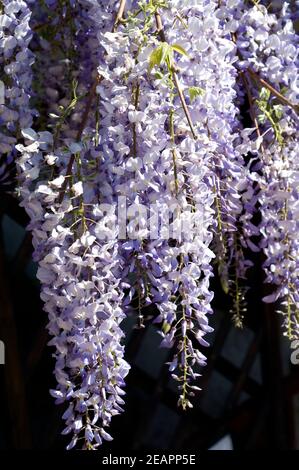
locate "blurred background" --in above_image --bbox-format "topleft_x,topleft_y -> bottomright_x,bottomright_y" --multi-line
0,177 -> 299,451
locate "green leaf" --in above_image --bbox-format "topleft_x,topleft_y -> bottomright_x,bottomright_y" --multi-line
188,86 -> 204,102
155,70 -> 164,80
273,104 -> 283,120
149,45 -> 163,71
257,113 -> 266,124
176,14 -> 188,29
149,43 -> 170,71
259,87 -> 270,101
162,321 -> 171,334
160,42 -> 171,65
220,275 -> 229,295
280,85 -> 289,96
171,43 -> 189,57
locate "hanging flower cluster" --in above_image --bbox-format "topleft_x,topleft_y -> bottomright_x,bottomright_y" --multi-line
0,0 -> 34,170
0,0 -> 298,450
224,0 -> 299,338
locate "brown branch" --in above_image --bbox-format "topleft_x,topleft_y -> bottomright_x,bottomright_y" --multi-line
112,0 -> 127,33
171,72 -> 197,139
154,10 -> 197,140
154,11 -> 166,42
57,0 -> 127,204
247,67 -> 299,114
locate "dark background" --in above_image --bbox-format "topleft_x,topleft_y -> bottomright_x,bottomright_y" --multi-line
0,0 -> 298,454
0,189 -> 299,451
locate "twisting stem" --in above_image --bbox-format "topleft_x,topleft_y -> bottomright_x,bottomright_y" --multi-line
241,71 -> 266,154
169,107 -> 179,196
58,78 -> 99,204
231,232 -> 244,328
112,0 -> 127,33
154,8 -> 196,406
57,0 -> 127,204
213,178 -> 229,294
130,82 -> 146,328
171,72 -> 197,140
154,10 -> 197,140
231,33 -> 265,152
180,305 -> 188,410
168,108 -> 179,199
75,153 -> 87,236
247,67 -> 299,114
